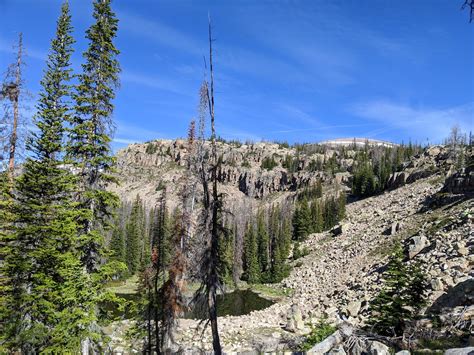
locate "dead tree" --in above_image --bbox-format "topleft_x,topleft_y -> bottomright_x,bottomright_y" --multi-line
192,16 -> 225,355
158,122 -> 198,353
0,33 -> 24,185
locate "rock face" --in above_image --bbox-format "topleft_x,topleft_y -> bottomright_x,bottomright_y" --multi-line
111,140 -> 337,208
443,150 -> 474,195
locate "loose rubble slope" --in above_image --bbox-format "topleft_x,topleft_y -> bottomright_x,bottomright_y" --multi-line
172,174 -> 472,352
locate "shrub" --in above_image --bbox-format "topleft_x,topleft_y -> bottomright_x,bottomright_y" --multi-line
241,160 -> 251,168
261,156 -> 278,171
155,181 -> 166,191
145,142 -> 158,154
293,242 -> 310,260
300,320 -> 336,351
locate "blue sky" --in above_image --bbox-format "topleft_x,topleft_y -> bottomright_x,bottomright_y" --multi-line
1,0 -> 473,149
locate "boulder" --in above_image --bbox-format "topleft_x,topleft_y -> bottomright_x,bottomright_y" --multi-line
368,341 -> 391,355
395,351 -> 410,355
308,330 -> 343,354
390,221 -> 402,235
346,301 -> 362,317
408,235 -> 430,259
431,278 -> 444,291
286,304 -> 304,332
444,347 -> 474,355
328,345 -> 347,355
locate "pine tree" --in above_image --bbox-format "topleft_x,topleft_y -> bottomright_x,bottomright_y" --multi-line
219,221 -> 234,285
126,195 -> 144,275
292,198 -> 311,241
1,3 -> 93,352
337,193 -> 346,221
67,0 -> 120,273
243,223 -> 260,284
369,244 -> 427,336
110,217 -> 126,263
256,210 -> 270,280
310,200 -> 323,233
271,217 -> 291,282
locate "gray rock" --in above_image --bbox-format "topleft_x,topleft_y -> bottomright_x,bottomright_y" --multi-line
286,304 -> 304,332
329,345 -> 347,355
444,347 -> 474,355
395,351 -> 410,355
431,278 -> 444,291
308,330 -> 343,354
346,301 -> 362,317
369,341 -> 391,355
390,221 -> 402,235
408,235 -> 430,259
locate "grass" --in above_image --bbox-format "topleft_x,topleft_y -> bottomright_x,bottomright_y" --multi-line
106,275 -> 139,295
249,283 -> 293,299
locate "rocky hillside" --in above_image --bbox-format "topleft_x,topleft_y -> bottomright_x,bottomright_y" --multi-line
110,139 -> 441,210
155,172 -> 471,353
107,143 -> 473,353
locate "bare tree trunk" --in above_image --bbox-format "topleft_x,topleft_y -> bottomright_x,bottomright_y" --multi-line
207,15 -> 222,355
7,33 -> 22,186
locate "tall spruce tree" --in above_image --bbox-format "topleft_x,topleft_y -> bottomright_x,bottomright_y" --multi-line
65,1 -> 122,352
243,223 -> 260,284
1,3 -> 93,352
67,0 -> 120,273
256,210 -> 270,280
126,195 -> 144,275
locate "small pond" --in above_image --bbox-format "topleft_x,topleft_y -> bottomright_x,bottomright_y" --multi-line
103,289 -> 274,320
184,289 -> 274,319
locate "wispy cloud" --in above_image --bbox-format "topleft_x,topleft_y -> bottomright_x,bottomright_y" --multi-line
277,104 -> 321,127
118,11 -> 203,55
0,36 -> 46,61
270,123 -> 373,134
351,100 -> 474,142
121,69 -> 192,96
113,138 -> 140,145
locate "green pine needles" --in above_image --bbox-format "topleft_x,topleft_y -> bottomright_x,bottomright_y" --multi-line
67,0 -> 120,273
1,0 -> 124,352
368,243 -> 428,337
1,2 -> 92,352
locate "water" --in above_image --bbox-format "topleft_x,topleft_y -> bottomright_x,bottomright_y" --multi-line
103,289 -> 274,320
184,289 -> 274,319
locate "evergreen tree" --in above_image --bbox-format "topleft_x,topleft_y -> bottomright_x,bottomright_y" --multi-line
310,200 -> 323,233
337,193 -> 346,221
150,202 -> 171,270
256,210 -> 270,279
1,3 -> 93,351
243,223 -> 260,284
271,217 -> 291,282
369,244 -> 427,336
126,195 -> 144,275
109,217 -> 126,263
219,222 -> 234,285
292,198 -> 311,241
67,0 -> 120,273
